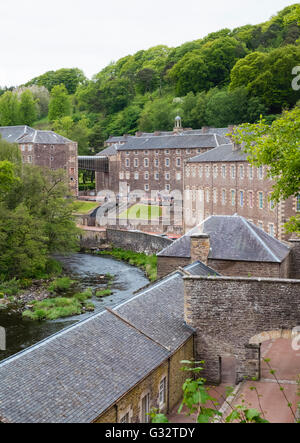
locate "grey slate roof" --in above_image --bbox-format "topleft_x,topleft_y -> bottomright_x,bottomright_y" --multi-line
185,261 -> 220,276
117,134 -> 221,151
0,126 -> 73,144
97,144 -> 118,157
0,310 -> 170,423
0,125 -> 34,143
158,215 -> 290,263
188,143 -> 247,163
0,261 -> 208,423
106,135 -> 134,144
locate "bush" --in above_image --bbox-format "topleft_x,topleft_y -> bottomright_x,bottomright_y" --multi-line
48,277 -> 75,293
96,289 -> 112,297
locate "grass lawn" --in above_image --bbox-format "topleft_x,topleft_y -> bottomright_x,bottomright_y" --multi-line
74,200 -> 100,214
119,204 -> 162,220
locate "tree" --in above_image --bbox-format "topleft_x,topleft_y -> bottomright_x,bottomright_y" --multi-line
0,161 -> 19,197
48,85 -> 71,121
52,116 -> 91,155
19,89 -> 37,126
27,68 -> 86,94
0,91 -> 20,126
233,107 -> 300,234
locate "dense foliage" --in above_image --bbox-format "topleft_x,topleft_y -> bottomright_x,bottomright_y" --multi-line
0,138 -> 80,280
1,4 -> 299,154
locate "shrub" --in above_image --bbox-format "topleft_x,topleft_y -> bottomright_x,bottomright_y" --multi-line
96,289 -> 112,297
48,277 -> 75,293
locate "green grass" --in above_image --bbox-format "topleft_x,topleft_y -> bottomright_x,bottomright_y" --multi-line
96,289 -> 113,297
119,204 -> 162,220
22,291 -> 95,321
97,248 -> 157,282
74,200 -> 100,214
48,277 -> 76,293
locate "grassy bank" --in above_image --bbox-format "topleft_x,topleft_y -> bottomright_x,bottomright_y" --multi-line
97,248 -> 157,282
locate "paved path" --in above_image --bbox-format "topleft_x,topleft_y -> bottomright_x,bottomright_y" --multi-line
168,339 -> 299,423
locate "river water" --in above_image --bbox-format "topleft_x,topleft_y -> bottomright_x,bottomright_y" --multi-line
0,253 -> 149,362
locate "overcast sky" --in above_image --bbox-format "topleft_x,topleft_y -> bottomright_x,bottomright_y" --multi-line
0,0 -> 296,87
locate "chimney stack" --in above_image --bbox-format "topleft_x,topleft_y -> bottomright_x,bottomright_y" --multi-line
202,126 -> 210,134
190,234 -> 211,265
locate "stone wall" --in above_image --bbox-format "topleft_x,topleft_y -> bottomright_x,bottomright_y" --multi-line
207,259 -> 283,278
157,256 -> 191,279
289,240 -> 300,279
95,337 -> 194,423
79,229 -> 107,249
184,276 -> 300,384
106,229 -> 173,255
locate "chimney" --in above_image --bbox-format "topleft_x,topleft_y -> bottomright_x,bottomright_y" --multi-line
135,131 -> 143,137
190,234 -> 211,265
202,126 -> 210,134
232,142 -> 241,152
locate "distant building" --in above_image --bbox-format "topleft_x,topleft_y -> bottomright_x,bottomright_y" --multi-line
184,142 -> 299,241
95,120 -> 231,196
0,125 -> 78,195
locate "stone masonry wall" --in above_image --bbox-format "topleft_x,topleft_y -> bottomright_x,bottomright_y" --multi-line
95,337 -> 194,423
207,259 -> 282,278
184,276 -> 300,384
106,229 -> 173,255
289,240 -> 300,279
157,256 -> 191,279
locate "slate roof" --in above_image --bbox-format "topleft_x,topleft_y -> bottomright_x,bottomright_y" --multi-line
97,144 -> 118,157
0,126 -> 73,144
185,261 -> 220,276
188,143 -> 247,163
117,134 -> 222,151
158,215 -> 290,263
0,261 -> 212,423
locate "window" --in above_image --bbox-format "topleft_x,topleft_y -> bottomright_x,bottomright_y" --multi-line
259,192 -> 264,209
205,166 -> 210,178
144,158 -> 149,168
166,184 -> 170,191
231,166 -> 236,179
50,156 -> 54,161
21,144 -> 25,151
249,191 -> 253,208
176,149 -> 181,155
213,189 -> 217,204
206,189 -> 210,203
134,150 -> 138,155
249,166 -> 253,180
119,172 -> 124,180
28,144 -> 32,152
154,159 -> 159,167
165,172 -> 170,180
197,149 -> 202,154
297,195 -> 300,212
165,158 -> 170,167
231,190 -> 236,206
213,166 -> 218,178
165,149 -> 169,155
155,173 -> 159,181
125,172 -> 130,180
176,158 -> 181,167
258,166 -> 263,179
145,172 -> 149,180
144,184 -> 149,192
192,167 -> 196,177
199,166 -> 203,178
176,172 -> 181,181
155,150 -> 159,155
222,165 -> 226,178
134,172 -> 139,180
134,158 -> 139,168
144,150 -> 148,155
239,165 -> 244,179
28,156 -> 32,163
240,191 -> 244,207
186,166 -> 190,178
186,149 -> 191,154
159,377 -> 167,406
269,224 -> 275,237
120,413 -> 130,423
126,151 -> 129,155
222,190 -> 226,205
125,159 -> 130,168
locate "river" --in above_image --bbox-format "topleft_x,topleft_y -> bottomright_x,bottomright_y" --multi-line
0,253 -> 149,362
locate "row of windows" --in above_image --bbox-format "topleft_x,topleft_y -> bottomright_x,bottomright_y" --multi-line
186,164 -> 265,180
125,148 -> 202,156
120,172 -> 181,181
119,376 -> 167,423
126,158 -> 181,168
188,188 -> 275,210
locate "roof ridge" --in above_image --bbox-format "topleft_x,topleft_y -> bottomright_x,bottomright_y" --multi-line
241,217 -> 280,262
106,307 -> 170,351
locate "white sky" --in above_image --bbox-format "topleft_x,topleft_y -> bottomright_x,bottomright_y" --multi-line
0,0 -> 296,87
